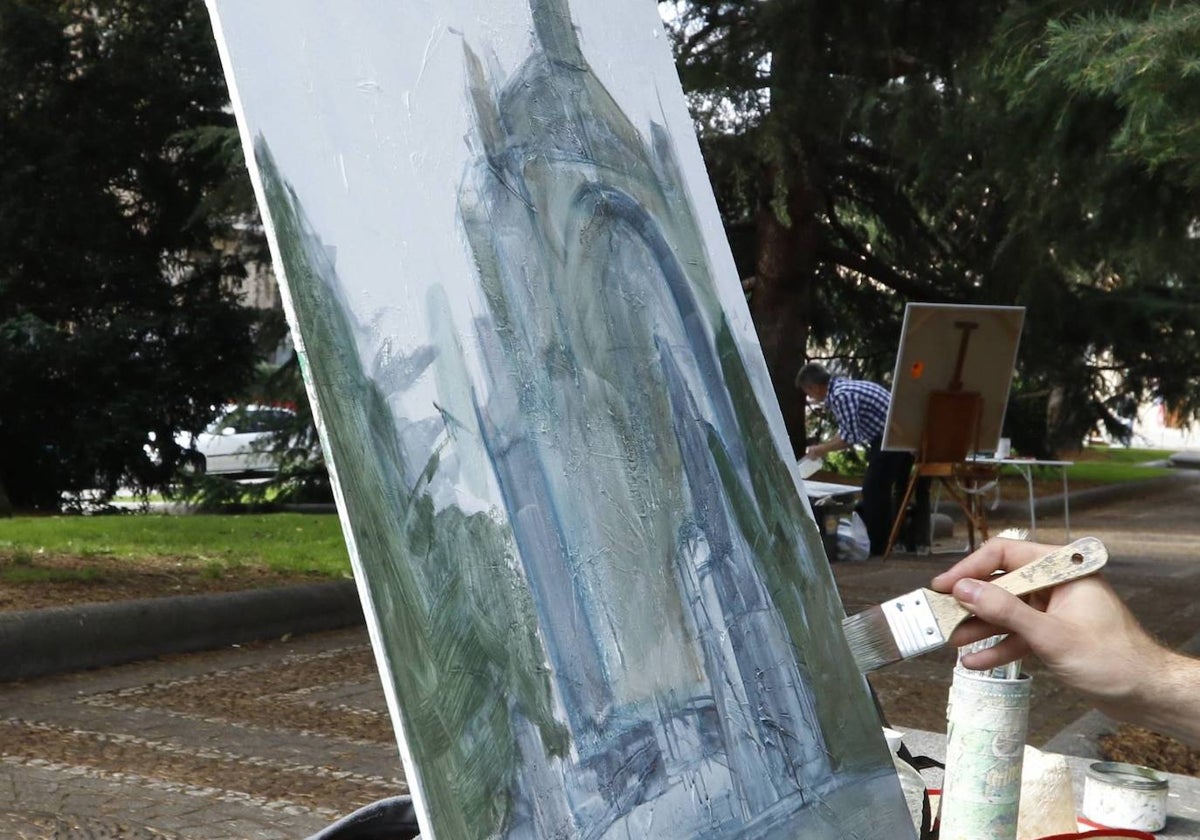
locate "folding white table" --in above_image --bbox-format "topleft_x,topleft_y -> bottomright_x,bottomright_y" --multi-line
969,456 -> 1074,541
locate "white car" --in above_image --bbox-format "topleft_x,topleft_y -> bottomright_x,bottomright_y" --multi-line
177,404 -> 301,476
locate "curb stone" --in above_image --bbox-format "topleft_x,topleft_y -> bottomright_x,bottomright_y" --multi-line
940,470 -> 1200,523
0,580 -> 363,682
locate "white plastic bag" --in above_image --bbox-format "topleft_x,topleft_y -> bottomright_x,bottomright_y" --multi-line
836,512 -> 870,562
797,456 -> 821,479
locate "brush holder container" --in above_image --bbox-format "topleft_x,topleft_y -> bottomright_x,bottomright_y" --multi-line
938,668 -> 1031,840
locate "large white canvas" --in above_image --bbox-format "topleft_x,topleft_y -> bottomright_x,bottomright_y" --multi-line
205,1 -> 912,837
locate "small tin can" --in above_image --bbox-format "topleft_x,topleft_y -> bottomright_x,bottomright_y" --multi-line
1081,761 -> 1168,832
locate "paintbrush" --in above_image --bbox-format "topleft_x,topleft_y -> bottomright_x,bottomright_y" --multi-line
843,536 -> 1108,673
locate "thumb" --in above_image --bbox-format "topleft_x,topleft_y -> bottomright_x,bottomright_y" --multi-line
953,578 -> 1048,639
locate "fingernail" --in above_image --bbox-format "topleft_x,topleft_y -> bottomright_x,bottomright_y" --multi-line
954,578 -> 984,604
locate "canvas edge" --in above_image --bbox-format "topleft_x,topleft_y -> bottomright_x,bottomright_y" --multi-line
200,3 -> 437,838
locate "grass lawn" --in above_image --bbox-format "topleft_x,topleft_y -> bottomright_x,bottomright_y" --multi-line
974,446 -> 1176,500
0,513 -> 352,578
1060,446 -> 1176,485
0,445 -> 1181,582
828,444 -> 1179,489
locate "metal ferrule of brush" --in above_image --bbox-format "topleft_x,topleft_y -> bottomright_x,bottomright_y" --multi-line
881,591 -> 945,659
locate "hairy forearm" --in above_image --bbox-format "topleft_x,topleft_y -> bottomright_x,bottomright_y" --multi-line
1105,646 -> 1200,748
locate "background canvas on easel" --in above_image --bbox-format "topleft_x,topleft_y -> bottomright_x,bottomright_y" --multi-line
205,1 -> 913,837
884,303 -> 1026,454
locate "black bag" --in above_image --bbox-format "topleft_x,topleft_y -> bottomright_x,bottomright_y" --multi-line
306,796 -> 421,840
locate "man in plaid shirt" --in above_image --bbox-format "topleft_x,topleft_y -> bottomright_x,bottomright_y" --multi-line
796,363 -> 928,556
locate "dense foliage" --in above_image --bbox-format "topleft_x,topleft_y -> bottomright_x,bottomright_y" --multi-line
665,0 -> 1200,455
2,1 -> 1196,512
0,0 -> 261,509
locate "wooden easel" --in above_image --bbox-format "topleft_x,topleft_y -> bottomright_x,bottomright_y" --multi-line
884,321 -> 997,556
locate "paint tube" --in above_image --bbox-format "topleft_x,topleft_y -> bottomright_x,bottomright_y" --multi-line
938,636 -> 1030,840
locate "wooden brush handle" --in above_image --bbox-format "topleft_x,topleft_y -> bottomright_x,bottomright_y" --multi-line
991,537 -> 1108,598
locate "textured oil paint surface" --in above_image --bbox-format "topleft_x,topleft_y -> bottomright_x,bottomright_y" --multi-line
207,0 -> 912,837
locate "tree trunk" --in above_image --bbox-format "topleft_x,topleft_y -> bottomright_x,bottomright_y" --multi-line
750,174 -> 819,458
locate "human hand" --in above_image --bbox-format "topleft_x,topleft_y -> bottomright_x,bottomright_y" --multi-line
930,538 -> 1164,713
805,444 -> 822,460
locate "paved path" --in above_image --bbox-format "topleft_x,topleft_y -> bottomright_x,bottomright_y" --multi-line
0,628 -> 398,838
1,475 -> 1198,837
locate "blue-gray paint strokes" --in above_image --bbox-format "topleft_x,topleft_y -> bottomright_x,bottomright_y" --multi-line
450,0 -> 909,837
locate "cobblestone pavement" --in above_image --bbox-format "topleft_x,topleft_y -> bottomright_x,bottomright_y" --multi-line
0,628 -> 402,838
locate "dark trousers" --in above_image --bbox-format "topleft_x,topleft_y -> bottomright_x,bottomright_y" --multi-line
860,437 -> 929,555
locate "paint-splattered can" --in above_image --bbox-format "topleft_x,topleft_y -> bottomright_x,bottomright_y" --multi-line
1081,761 -> 1168,833
938,668 -> 1031,840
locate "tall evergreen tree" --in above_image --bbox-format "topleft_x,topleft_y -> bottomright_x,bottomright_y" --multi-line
973,2 -> 1200,449
0,0 -> 259,509
666,0 -> 1200,454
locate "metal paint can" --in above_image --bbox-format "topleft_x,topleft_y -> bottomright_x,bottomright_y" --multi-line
1081,761 -> 1168,832
938,668 -> 1031,840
